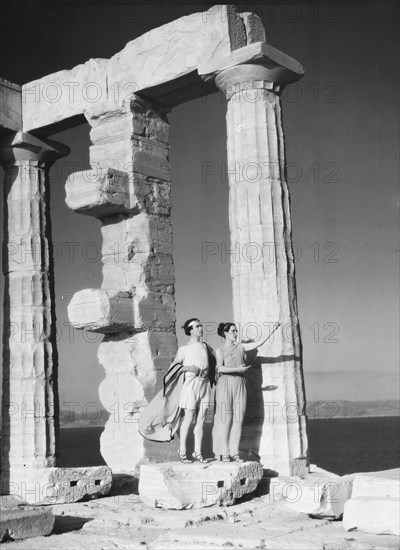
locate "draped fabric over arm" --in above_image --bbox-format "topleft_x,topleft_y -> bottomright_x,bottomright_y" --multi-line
138,361 -> 185,442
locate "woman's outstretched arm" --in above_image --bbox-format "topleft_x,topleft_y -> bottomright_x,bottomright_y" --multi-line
242,322 -> 281,352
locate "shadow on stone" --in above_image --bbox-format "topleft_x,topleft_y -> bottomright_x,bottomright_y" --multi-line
109,473 -> 139,497
52,515 -> 93,534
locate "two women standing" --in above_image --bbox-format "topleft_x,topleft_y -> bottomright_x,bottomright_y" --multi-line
139,317 -> 279,464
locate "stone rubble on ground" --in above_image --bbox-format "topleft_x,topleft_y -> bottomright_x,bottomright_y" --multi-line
7,466 -> 112,505
3,476 -> 400,550
0,496 -> 54,542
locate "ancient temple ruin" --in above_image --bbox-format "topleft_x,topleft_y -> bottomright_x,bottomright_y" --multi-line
0,5 -> 308,502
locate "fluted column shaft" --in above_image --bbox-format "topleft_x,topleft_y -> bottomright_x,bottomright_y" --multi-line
1,132 -> 69,474
216,65 -> 308,475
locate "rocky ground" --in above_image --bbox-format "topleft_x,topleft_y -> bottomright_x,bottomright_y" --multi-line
2,475 -> 399,550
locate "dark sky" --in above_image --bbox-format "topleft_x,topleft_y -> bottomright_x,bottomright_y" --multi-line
0,1 -> 399,407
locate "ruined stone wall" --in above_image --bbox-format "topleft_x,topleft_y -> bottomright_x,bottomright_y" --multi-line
66,97 -> 176,470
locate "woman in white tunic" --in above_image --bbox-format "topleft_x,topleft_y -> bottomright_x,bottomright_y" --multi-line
175,318 -> 215,463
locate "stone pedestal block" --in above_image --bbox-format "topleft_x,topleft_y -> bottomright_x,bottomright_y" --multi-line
4,466 -> 112,505
343,497 -> 400,536
0,496 -> 54,542
139,461 -> 263,509
345,468 -> 400,499
283,469 -> 352,518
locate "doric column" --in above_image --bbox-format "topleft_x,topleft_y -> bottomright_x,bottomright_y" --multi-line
200,43 -> 308,475
1,132 -> 69,475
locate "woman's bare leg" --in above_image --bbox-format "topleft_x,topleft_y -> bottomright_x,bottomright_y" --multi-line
193,404 -> 208,456
179,409 -> 196,455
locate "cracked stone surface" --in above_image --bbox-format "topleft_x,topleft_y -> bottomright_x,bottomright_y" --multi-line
139,461 -> 263,509
0,497 -> 54,543
4,498 -> 398,550
4,473 -> 399,549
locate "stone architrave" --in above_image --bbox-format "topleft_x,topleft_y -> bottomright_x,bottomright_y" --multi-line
199,43 -> 308,475
21,6 -> 266,133
0,132 -> 69,489
66,96 -> 177,471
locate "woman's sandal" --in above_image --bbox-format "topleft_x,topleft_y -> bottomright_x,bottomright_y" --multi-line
231,454 -> 244,463
177,450 -> 192,464
194,453 -> 208,464
219,454 -> 231,462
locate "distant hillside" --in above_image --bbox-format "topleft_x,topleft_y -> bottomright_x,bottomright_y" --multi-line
60,407 -> 109,428
306,400 -> 400,420
58,400 -> 400,428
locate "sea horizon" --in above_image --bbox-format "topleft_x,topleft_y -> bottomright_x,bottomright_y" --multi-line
58,398 -> 400,428
55,417 -> 400,476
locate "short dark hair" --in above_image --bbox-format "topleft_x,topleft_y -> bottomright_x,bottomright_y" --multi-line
217,322 -> 236,338
182,318 -> 200,336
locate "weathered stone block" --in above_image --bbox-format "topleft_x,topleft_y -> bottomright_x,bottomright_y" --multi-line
97,331 -> 176,471
101,214 -> 173,260
22,58 -> 108,133
131,135 -> 171,182
68,288 -> 175,333
5,466 -> 112,505
344,468 -> 400,499
226,5 -> 246,50
0,496 -> 54,542
130,96 -> 169,144
68,289 -> 136,332
0,78 -> 22,133
343,497 -> 400,536
240,12 -> 266,44
65,168 -> 134,217
134,175 -> 171,216
284,469 -> 352,518
139,461 -> 263,509
21,5 -> 241,133
136,291 -> 176,332
199,41 -> 305,86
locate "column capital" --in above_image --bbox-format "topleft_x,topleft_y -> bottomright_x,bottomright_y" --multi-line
214,65 -> 282,99
198,41 -> 305,96
1,131 -> 70,168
